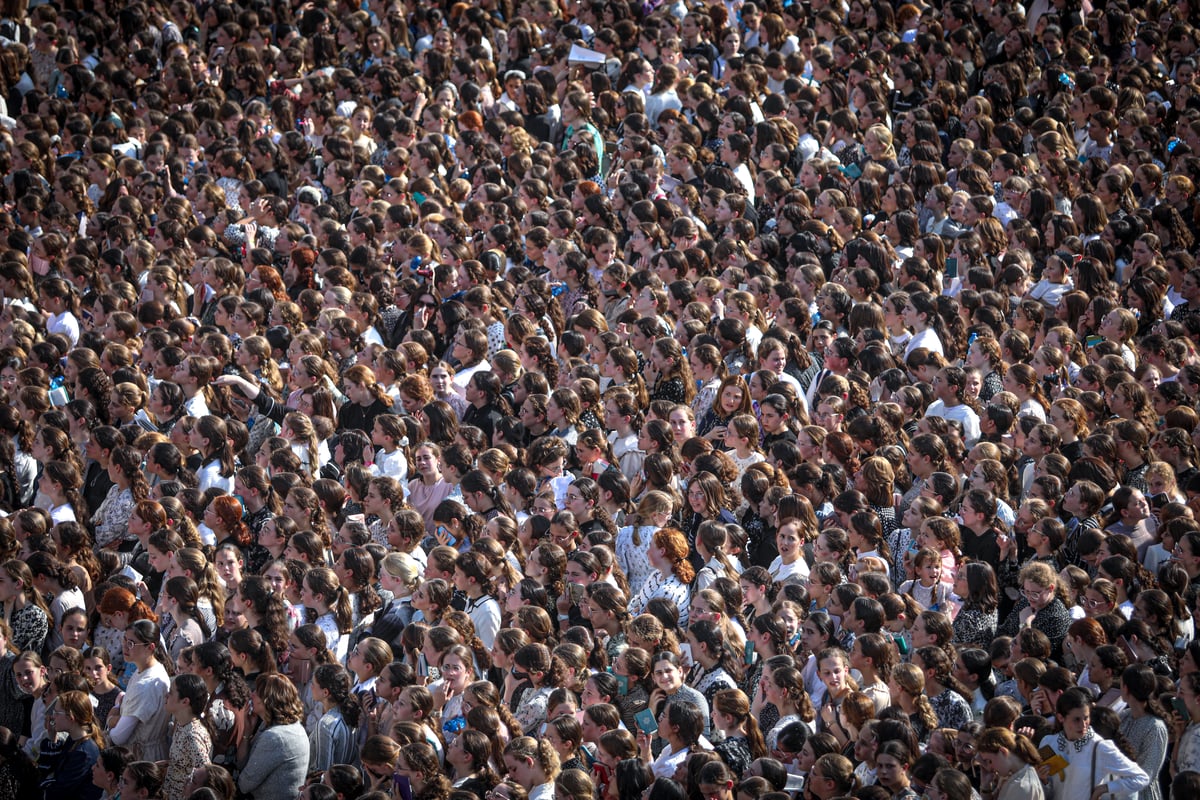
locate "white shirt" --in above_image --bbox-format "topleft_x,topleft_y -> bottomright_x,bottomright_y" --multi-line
924,399 -> 981,444
769,556 -> 810,583
1038,732 -> 1148,800
904,327 -> 944,360
47,310 -> 80,347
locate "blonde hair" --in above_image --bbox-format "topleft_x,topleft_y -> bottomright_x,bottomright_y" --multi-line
891,663 -> 938,731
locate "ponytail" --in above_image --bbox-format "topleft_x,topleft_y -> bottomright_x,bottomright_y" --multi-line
333,585 -> 353,634
314,663 -> 362,727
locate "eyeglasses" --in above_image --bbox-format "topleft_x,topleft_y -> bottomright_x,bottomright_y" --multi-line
123,637 -> 147,648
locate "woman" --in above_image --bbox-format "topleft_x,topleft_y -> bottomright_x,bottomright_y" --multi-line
399,740 -> 453,800
974,727 -> 1044,800
997,561 -> 1071,662
238,674 -> 310,800
629,528 -> 694,627
107,620 -> 170,761
41,690 -> 104,800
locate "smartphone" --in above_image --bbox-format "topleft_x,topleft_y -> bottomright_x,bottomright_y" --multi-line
569,582 -> 585,605
945,256 -> 959,279
634,708 -> 658,735
678,643 -> 693,667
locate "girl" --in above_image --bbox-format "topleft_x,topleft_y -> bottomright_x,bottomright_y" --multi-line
41,690 -> 104,800
509,643 -> 566,735
1040,688 -> 1148,800
301,568 -> 353,662
899,548 -> 954,613
975,727 -> 1044,800
1118,664 -> 1168,800
815,649 -> 858,748
629,528 -> 694,627
605,389 -> 646,483
190,416 -> 236,493
912,646 -> 974,731
764,664 -> 817,751
888,664 -> 938,744
648,338 -> 696,405
711,689 -> 767,779
39,460 -> 86,524
310,664 -> 361,771
584,583 -> 631,666
686,620 -> 742,706
161,577 -> 211,663
163,674 -> 213,800
769,521 -> 809,584
615,491 -> 673,600
503,737 -> 560,800
408,444 -> 454,535
915,516 -> 961,579
695,522 -> 741,592
84,648 -> 121,727
874,741 -> 917,799
0,560 -> 50,655
92,446 -> 149,551
849,633 -> 895,714
952,562 -> 999,648
724,414 -> 765,481
698,376 -> 753,441
25,553 -> 84,651
545,715 -> 587,772
107,620 -> 170,761
430,643 -> 474,738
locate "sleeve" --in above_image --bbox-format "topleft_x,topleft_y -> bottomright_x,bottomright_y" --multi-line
1180,727 -> 1200,774
1134,719 -> 1168,785
514,688 -> 550,734
996,601 -> 1025,639
310,714 -> 334,772
1099,738 -> 1149,797
252,392 -> 290,424
108,713 -> 139,746
121,675 -> 167,723
238,728 -> 280,794
41,744 -> 96,800
474,599 -> 501,651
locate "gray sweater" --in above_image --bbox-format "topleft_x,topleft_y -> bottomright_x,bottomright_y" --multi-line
238,722 -> 310,800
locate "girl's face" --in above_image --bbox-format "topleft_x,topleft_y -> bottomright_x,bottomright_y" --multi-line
719,385 -> 744,414
653,659 -> 683,692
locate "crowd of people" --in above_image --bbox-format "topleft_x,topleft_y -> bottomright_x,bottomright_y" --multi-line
4,0 -> 1200,799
